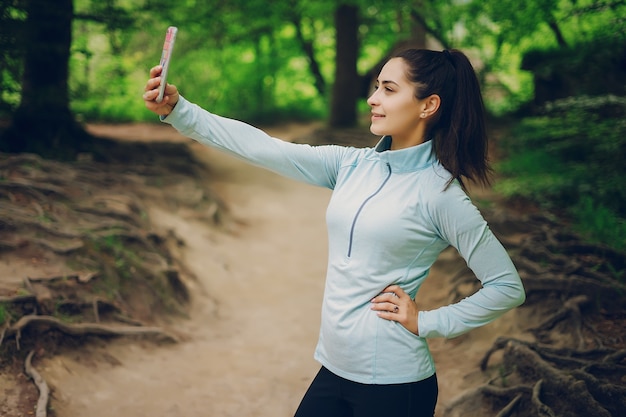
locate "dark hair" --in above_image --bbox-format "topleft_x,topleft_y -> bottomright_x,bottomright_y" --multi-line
393,48 -> 491,190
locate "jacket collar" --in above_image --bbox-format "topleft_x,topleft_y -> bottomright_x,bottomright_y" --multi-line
374,136 -> 437,173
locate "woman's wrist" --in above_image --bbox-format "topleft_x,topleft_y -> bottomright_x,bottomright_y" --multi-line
166,101 -> 177,115
415,311 -> 420,336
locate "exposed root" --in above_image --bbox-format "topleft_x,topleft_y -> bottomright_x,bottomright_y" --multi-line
459,336 -> 622,416
442,384 -> 533,417
442,204 -> 626,417
4,315 -> 178,344
530,295 -> 589,349
520,274 -> 626,306
445,265 -> 479,303
494,393 -> 523,417
24,350 -> 50,417
504,339 -> 613,416
0,294 -> 37,304
0,322 -> 8,346
0,140 -> 230,416
26,271 -> 98,284
530,380 -> 555,417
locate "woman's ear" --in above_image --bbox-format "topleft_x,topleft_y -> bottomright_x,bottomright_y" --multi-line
421,94 -> 441,118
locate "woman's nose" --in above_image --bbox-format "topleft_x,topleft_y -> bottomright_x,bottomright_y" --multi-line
367,89 -> 378,106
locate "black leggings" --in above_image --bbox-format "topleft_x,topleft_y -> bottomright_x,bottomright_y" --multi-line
294,367 -> 438,417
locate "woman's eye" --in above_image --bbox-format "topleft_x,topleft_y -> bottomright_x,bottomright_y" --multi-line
372,85 -> 393,93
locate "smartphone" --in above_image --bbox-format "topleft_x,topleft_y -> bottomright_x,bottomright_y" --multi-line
156,26 -> 178,103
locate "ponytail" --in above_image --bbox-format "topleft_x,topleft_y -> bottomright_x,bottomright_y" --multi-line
393,49 -> 492,190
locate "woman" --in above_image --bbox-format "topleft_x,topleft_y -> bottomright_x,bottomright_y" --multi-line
143,48 -> 526,417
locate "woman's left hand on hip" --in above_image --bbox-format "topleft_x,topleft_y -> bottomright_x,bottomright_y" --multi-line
371,285 -> 419,335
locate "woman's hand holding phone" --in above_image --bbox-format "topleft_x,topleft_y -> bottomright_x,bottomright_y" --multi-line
143,65 -> 180,117
144,27 -> 179,117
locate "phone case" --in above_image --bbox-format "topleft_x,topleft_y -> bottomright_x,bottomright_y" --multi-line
156,26 -> 178,103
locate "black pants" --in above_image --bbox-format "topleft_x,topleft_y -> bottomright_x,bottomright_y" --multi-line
294,367 -> 438,417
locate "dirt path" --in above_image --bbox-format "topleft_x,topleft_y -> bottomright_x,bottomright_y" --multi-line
35,123 -> 526,417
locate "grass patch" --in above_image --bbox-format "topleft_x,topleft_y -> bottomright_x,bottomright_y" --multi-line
571,197 -> 626,252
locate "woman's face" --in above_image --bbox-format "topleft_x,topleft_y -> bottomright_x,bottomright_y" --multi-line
367,58 -> 426,148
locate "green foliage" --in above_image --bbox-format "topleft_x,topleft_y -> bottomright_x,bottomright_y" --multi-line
572,196 -> 626,252
495,95 -> 626,251
4,0 -> 626,123
0,0 -> 26,114
0,303 -> 6,325
457,0 -> 626,114
66,0 -> 344,123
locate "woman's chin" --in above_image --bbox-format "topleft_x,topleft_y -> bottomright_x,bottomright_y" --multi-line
369,125 -> 384,136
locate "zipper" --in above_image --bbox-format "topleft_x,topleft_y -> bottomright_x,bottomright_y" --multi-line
347,162 -> 392,257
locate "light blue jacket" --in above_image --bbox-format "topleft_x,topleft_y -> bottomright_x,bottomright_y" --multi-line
162,96 -> 526,384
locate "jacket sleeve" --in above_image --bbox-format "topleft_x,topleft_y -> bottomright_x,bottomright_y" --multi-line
418,182 -> 526,339
161,96 -> 346,189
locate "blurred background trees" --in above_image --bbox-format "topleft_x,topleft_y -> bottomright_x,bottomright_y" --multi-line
0,0 -> 624,250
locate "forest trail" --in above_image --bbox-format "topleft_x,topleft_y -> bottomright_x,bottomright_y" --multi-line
7,122 -> 527,416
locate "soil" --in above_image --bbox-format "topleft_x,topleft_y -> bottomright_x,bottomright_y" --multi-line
1,121 -> 624,417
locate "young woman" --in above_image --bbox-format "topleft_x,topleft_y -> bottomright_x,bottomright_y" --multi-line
143,48 -> 526,417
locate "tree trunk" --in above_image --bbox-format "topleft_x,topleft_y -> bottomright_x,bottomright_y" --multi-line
1,0 -> 91,159
291,13 -> 326,97
329,3 -> 359,128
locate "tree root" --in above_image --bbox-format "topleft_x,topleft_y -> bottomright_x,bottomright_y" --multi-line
0,179 -> 69,200
0,294 -> 37,304
445,265 -> 480,303
26,271 -> 98,284
504,338 -> 614,416
442,384 -> 533,417
0,142 -> 228,416
3,315 -> 178,348
520,273 -> 626,303
441,204 -> 626,417
530,294 -> 589,349
494,392 -> 523,417
530,379 -> 555,417
24,350 -> 50,417
453,337 -> 623,417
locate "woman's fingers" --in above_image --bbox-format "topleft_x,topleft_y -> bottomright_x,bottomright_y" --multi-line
371,285 -> 419,335
143,88 -> 174,116
144,76 -> 161,92
143,87 -> 159,101
143,65 -> 180,116
150,65 -> 163,78
370,300 -> 398,313
381,284 -> 407,298
370,291 -> 400,317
